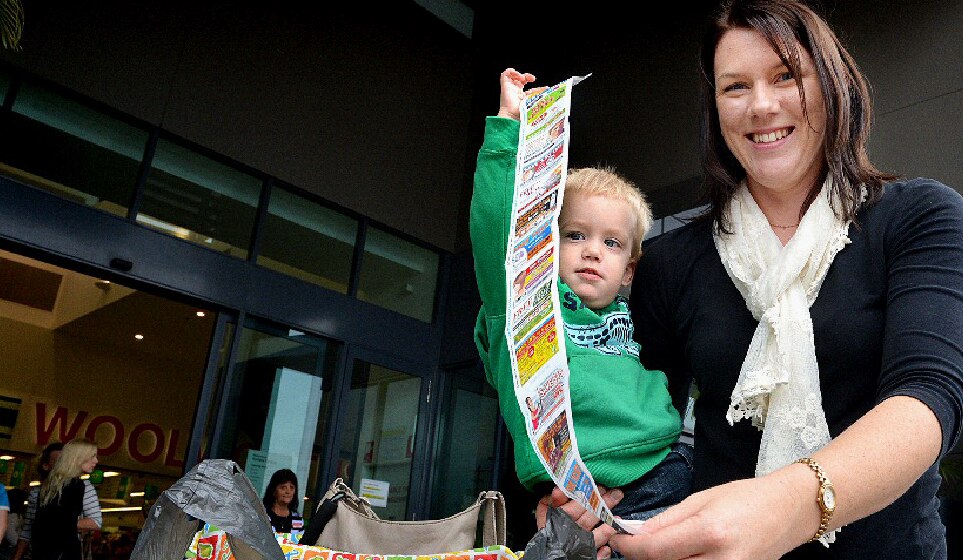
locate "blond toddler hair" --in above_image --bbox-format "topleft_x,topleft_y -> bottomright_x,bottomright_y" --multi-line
564,167 -> 654,259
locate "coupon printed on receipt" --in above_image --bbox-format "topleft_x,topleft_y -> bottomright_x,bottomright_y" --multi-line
503,73 -> 626,531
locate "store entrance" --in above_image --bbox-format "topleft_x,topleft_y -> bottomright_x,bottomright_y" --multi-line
0,248 -> 214,554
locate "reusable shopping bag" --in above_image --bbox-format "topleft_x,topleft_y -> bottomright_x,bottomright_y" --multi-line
301,478 -> 506,555
185,522 -> 519,560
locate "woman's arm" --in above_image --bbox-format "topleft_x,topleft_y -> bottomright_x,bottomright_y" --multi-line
77,479 -> 102,531
11,490 -> 37,560
607,395 -> 941,559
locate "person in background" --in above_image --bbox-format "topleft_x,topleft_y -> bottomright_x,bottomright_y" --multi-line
262,469 -> 304,540
1,488 -> 27,559
0,485 -> 9,552
11,442 -> 63,560
540,1 -> 963,558
31,439 -> 101,560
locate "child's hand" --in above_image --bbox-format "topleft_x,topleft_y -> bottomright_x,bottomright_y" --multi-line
535,485 -> 624,560
497,68 -> 536,121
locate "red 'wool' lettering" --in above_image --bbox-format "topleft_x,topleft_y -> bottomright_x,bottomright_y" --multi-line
34,402 -> 184,468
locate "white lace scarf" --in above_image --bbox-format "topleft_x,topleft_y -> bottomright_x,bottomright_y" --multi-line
714,179 -> 853,545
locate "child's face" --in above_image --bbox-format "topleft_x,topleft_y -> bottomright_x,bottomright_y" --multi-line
557,192 -> 637,310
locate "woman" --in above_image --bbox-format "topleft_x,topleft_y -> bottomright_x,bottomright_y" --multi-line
10,442 -> 63,560
540,1 -> 963,558
31,439 -> 102,560
2,488 -> 27,557
262,469 -> 304,538
0,486 -> 9,556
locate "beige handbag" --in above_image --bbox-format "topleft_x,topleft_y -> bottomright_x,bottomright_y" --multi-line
302,478 -> 506,554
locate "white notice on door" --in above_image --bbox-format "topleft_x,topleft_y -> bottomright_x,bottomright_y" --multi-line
359,478 -> 390,508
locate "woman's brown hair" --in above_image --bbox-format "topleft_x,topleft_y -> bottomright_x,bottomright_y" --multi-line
699,0 -> 896,232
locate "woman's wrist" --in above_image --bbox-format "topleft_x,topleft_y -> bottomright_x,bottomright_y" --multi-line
784,461 -> 830,545
758,462 -> 826,551
795,458 -> 838,543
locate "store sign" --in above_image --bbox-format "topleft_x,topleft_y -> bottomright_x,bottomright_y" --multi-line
34,402 -> 185,468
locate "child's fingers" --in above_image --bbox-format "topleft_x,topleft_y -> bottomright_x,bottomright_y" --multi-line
534,493 -> 553,529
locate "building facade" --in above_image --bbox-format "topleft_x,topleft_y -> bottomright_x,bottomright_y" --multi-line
1,0 -> 961,553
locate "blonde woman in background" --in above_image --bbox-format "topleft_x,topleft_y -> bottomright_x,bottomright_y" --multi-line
11,442 -> 62,560
32,439 -> 102,560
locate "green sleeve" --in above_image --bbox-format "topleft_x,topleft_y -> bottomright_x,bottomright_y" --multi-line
469,117 -> 520,315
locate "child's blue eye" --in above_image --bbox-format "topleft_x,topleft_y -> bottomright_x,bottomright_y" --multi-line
777,71 -> 794,82
565,232 -> 585,241
605,238 -> 622,248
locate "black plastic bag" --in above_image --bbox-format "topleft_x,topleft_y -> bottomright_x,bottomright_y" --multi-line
523,507 -> 596,560
130,459 -> 284,560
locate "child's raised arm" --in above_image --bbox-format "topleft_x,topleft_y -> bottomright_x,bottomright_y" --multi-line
497,68 -> 536,121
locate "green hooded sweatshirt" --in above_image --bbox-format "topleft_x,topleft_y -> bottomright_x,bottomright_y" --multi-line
470,117 -> 681,491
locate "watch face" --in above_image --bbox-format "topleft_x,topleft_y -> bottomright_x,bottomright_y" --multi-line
822,485 -> 836,511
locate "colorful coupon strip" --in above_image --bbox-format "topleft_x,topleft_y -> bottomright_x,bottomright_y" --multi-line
504,74 -> 623,530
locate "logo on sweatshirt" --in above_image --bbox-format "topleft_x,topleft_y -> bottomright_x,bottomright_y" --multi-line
565,311 -> 639,357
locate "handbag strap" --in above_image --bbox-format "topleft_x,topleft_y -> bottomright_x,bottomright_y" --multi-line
476,490 -> 506,547
329,478 -> 376,517
302,477 -> 365,546
305,480 -> 506,548
301,489 -> 345,545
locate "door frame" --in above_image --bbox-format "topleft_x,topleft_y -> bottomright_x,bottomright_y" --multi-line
320,343 -> 439,520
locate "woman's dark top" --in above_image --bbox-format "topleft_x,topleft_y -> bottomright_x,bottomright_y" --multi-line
268,508 -> 304,535
632,179 -> 963,559
31,478 -> 85,560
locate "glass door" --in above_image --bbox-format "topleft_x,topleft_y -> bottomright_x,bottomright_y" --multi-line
210,319 -> 338,518
0,248 -> 214,549
429,366 -> 500,518
332,353 -> 429,520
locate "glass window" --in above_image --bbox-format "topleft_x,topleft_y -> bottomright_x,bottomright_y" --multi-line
215,322 -> 337,517
335,360 -> 423,520
0,82 -> 148,217
138,139 -> 262,259
257,187 -> 359,294
357,227 -> 439,323
429,371 -> 499,519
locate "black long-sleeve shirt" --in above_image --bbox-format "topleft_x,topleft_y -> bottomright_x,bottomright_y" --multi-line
632,178 -> 963,559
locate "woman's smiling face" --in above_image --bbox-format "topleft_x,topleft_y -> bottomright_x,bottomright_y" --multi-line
714,28 -> 827,195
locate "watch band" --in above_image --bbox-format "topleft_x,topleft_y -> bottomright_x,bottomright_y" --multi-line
795,457 -> 836,543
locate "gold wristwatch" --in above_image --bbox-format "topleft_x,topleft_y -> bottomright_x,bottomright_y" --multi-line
795,458 -> 836,542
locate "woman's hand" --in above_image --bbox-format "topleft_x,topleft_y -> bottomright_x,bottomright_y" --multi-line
607,473 -> 812,560
77,516 -> 101,531
497,68 -> 536,121
535,485 -> 625,559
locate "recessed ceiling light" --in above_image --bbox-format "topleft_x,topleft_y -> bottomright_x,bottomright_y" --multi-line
196,311 -> 206,317
134,334 -> 144,340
